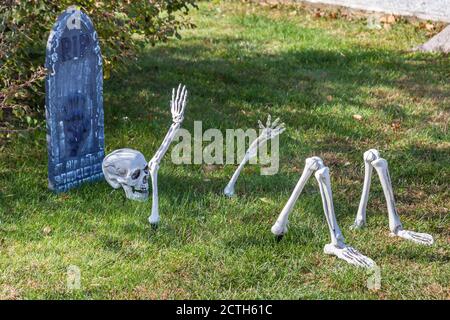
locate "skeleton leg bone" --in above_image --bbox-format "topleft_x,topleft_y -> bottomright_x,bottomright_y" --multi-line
314,167 -> 345,248
272,157 -> 375,268
352,149 -> 434,245
271,157 -> 319,237
351,149 -> 379,229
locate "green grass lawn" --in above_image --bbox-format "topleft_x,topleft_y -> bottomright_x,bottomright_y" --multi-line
0,1 -> 449,299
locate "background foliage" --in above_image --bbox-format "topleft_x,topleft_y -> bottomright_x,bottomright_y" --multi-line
0,0 -> 197,133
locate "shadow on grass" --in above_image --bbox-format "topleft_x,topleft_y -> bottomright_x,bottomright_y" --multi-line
106,43 -> 448,126
104,42 -> 448,181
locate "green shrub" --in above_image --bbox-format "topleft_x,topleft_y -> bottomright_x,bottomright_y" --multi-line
0,0 -> 197,132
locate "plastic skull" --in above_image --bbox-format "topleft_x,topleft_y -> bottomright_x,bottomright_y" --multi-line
102,148 -> 149,201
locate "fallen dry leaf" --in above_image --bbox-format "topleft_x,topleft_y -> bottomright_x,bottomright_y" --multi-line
59,194 -> 70,200
203,164 -> 218,173
380,15 -> 395,24
43,226 -> 52,236
0,285 -> 21,300
353,114 -> 363,121
386,15 -> 396,24
291,166 -> 301,173
314,10 -> 325,18
260,197 -> 273,204
391,120 -> 402,132
425,23 -> 435,31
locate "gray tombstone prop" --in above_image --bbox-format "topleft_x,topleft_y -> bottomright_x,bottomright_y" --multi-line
45,7 -> 104,192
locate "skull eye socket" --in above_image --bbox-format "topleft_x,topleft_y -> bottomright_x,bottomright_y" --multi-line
131,169 -> 141,180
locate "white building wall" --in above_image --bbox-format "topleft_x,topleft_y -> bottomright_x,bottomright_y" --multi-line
297,0 -> 450,22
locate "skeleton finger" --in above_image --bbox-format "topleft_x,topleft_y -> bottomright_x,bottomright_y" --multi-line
176,85 -> 185,113
180,86 -> 188,115
179,85 -> 186,111
271,117 -> 281,128
258,120 -> 265,130
266,114 -> 271,128
273,126 -> 286,137
271,124 -> 285,137
274,123 -> 285,131
171,88 -> 175,114
175,83 -> 182,110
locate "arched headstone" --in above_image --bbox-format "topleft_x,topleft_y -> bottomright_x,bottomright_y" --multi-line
45,6 -> 104,192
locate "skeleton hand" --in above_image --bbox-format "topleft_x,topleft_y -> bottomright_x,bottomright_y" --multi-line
171,84 -> 188,124
257,115 -> 286,144
245,115 -> 285,159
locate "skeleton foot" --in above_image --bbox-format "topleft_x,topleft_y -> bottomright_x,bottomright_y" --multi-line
353,149 -> 434,246
324,244 -> 375,268
393,229 -> 434,245
272,157 -> 374,267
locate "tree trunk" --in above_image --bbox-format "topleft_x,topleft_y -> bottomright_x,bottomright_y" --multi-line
414,25 -> 450,53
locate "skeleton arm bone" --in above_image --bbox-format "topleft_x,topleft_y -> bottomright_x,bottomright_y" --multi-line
148,123 -> 181,224
224,115 -> 285,197
224,158 -> 248,197
149,122 -> 181,167
223,137 -> 261,197
148,84 -> 188,225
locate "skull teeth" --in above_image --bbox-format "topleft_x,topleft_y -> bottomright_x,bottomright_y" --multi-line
132,186 -> 148,193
